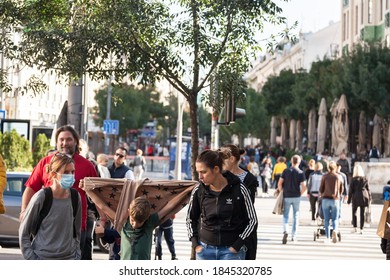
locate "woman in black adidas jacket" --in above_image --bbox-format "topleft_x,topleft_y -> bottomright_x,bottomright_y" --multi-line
186,149 -> 257,260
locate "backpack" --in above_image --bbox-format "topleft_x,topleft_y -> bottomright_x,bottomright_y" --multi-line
309,172 -> 322,196
32,187 -> 79,239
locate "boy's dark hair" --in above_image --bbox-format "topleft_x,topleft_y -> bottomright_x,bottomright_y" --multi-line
130,197 -> 151,222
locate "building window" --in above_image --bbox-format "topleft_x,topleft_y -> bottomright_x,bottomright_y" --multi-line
343,13 -> 347,41
356,5 -> 359,35
368,0 -> 373,24
361,0 -> 364,24
380,0 -> 383,21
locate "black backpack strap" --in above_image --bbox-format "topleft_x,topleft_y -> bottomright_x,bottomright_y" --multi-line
32,187 -> 53,237
70,188 -> 79,238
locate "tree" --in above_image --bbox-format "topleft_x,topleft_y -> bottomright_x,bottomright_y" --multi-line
220,88 -> 269,144
0,0 -> 293,178
0,130 -> 32,171
93,83 -> 168,137
262,69 -> 296,118
32,133 -> 51,166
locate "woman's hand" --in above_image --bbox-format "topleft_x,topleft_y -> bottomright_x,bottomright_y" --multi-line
229,247 -> 238,253
195,245 -> 203,253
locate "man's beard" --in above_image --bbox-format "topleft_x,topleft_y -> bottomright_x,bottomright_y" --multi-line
58,145 -> 76,155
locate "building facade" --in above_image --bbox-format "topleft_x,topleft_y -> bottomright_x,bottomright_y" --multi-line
342,0 -> 390,52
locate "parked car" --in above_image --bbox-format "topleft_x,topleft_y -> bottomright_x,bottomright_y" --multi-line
0,172 -> 30,244
0,171 -> 109,254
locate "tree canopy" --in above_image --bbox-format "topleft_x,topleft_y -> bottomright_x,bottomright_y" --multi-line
1,0 -> 293,178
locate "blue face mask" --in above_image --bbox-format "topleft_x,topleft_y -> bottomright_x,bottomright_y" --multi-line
60,174 -> 75,189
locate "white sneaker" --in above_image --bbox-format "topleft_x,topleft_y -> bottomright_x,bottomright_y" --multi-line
310,221 -> 317,226
324,238 -> 331,244
351,227 -> 358,233
291,237 -> 298,244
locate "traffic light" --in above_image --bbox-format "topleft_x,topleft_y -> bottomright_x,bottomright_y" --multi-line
223,95 -> 246,125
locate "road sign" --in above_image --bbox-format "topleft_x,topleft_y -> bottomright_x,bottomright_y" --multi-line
0,110 -> 5,119
103,120 -> 119,135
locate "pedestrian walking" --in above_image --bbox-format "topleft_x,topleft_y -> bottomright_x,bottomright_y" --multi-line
277,154 -> 307,244
319,161 -> 344,243
19,153 -> 82,259
154,217 -> 177,260
347,164 -> 371,234
132,149 -> 146,180
220,144 -> 259,259
186,149 -> 257,260
307,162 -> 324,223
21,125 -> 98,259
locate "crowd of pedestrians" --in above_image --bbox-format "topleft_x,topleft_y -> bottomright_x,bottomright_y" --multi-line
3,128 -> 389,259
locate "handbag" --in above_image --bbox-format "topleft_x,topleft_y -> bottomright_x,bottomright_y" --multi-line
272,190 -> 284,215
365,204 -> 372,224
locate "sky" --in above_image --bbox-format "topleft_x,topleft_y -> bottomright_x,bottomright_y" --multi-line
258,0 -> 341,50
275,0 -> 341,33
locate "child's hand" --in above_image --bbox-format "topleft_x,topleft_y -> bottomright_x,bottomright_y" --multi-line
95,222 -> 105,236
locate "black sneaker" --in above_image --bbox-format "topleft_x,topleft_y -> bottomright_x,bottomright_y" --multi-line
282,232 -> 288,244
171,256 -> 178,260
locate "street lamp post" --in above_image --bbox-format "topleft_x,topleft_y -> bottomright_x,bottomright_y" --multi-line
104,75 -> 113,155
174,93 -> 184,180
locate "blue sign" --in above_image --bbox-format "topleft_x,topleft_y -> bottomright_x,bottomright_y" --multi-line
103,120 -> 120,135
0,110 -> 5,119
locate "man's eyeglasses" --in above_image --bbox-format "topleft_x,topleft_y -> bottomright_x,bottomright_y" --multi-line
115,153 -> 125,158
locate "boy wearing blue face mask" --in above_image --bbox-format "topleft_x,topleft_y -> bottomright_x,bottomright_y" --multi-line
19,153 -> 82,260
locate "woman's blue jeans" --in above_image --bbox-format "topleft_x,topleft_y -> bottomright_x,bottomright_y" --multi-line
196,241 -> 246,260
321,198 -> 340,238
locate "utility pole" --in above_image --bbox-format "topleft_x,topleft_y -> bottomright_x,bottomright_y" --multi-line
104,75 -> 113,155
211,112 -> 219,149
174,93 -> 184,180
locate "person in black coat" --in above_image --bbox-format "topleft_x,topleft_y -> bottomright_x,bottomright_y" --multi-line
347,164 -> 371,234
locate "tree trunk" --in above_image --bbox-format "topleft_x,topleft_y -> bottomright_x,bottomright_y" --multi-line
188,93 -> 199,181
67,78 -> 83,136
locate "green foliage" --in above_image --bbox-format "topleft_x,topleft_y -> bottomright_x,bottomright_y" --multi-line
342,43 -> 390,117
262,69 -> 296,118
0,129 -> 33,171
93,83 -> 174,137
220,88 -> 270,144
32,133 -> 52,166
260,44 -> 390,137
0,0 -> 295,178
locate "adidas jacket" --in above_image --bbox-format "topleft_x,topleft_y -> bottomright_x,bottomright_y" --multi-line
186,171 -> 257,252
